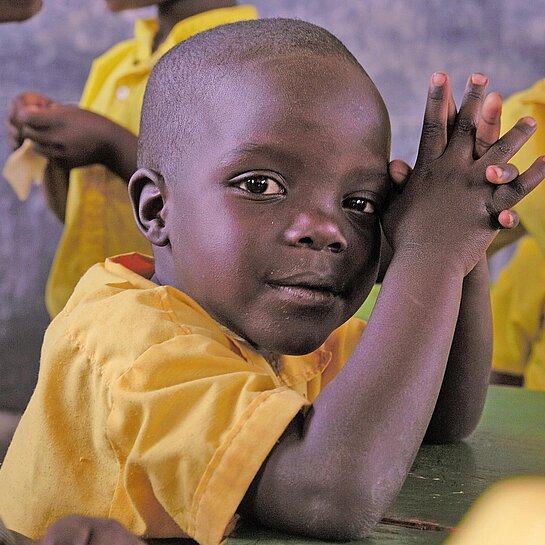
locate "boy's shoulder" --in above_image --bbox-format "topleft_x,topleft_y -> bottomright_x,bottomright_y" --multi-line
49,254 -> 230,373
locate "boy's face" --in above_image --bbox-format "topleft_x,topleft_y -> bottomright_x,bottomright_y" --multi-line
158,55 -> 390,355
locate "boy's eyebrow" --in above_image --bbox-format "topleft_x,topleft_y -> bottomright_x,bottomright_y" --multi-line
217,143 -> 304,170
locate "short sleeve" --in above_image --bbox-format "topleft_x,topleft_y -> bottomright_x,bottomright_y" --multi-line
107,332 -> 308,545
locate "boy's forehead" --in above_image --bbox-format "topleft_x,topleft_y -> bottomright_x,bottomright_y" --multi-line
200,54 -> 390,148
159,53 -> 390,193
182,52 -> 386,125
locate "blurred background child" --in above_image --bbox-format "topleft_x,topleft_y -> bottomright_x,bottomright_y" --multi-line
7,0 -> 257,319
489,79 -> 545,390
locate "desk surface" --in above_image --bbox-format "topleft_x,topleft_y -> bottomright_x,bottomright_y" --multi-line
228,385 -> 545,545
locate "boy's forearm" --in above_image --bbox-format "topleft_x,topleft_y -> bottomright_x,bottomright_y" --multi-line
103,124 -> 138,183
424,257 -> 492,443
246,255 -> 465,539
42,161 -> 70,223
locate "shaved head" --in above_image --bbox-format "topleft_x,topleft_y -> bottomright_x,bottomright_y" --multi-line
138,18 -> 377,180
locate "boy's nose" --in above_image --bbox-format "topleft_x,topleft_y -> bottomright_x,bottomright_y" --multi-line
284,213 -> 348,253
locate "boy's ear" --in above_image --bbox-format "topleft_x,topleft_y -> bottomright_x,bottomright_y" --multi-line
128,168 -> 169,247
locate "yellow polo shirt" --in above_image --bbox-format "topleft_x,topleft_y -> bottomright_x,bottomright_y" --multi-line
0,253 -> 365,545
490,80 -> 545,390
501,78 -> 545,251
45,5 -> 258,318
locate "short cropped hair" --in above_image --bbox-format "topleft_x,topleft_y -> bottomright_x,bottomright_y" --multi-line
139,18 -> 368,177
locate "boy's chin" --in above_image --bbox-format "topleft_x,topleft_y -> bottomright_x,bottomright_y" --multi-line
260,332 -> 331,357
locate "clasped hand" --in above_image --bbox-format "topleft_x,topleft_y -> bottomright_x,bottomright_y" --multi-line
383,72 -> 545,276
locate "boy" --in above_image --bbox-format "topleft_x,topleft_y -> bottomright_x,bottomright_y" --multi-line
8,0 -> 257,317
1,18 -> 544,545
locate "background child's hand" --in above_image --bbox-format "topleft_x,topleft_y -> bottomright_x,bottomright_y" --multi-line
8,91 -> 55,150
39,516 -> 144,545
383,72 -> 545,276
14,105 -> 122,171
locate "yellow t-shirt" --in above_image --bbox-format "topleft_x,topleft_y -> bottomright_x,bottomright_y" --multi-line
490,79 -> 545,391
501,78 -> 545,251
45,5 -> 258,318
0,253 -> 365,545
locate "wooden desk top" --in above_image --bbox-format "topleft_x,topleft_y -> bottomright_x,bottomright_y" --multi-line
228,385 -> 545,544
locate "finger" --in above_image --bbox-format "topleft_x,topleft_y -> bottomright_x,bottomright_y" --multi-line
450,73 -> 489,152
475,91 -> 502,158
40,516 -> 91,545
497,209 -> 519,229
6,122 -> 23,149
20,126 -> 59,147
446,88 -> 457,138
483,116 -> 537,164
18,109 -> 64,130
485,163 -> 519,185
29,142 -> 64,162
492,156 -> 545,212
388,159 -> 412,191
416,71 -> 451,161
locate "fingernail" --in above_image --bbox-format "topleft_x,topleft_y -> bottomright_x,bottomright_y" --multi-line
507,213 -> 515,228
471,73 -> 488,86
491,166 -> 503,179
432,72 -> 447,86
521,116 -> 537,128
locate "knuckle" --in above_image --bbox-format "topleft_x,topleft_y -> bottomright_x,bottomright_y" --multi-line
495,141 -> 514,156
465,89 -> 484,101
421,119 -> 444,138
456,117 -> 476,134
511,178 -> 526,198
513,121 -> 535,136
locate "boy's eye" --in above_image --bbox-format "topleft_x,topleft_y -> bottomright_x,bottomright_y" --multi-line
235,175 -> 285,195
342,196 -> 376,214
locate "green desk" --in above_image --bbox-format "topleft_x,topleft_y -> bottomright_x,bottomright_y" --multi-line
229,385 -> 545,544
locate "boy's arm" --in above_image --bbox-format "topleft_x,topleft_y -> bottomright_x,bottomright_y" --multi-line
9,96 -> 137,220
242,74 -> 545,540
424,256 -> 491,442
15,105 -> 138,182
40,161 -> 69,223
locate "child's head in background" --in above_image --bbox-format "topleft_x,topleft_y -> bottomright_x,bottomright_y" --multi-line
130,18 -> 391,356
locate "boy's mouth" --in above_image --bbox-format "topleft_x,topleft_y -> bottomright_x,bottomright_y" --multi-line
266,273 -> 343,304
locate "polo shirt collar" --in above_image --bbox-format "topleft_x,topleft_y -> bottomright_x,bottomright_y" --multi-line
133,5 -> 258,65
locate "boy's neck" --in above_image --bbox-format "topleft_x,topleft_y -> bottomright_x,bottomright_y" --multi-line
153,0 -> 238,52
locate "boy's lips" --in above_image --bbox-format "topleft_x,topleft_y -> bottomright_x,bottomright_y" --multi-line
266,272 -> 344,301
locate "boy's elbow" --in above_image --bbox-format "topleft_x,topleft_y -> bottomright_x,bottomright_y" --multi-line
301,490 -> 387,540
424,417 -> 479,444
270,480 -> 393,541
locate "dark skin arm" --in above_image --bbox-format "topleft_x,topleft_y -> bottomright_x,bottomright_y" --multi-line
241,74 -> 545,540
8,516 -> 145,545
489,370 -> 524,386
386,90 -> 519,440
8,92 -> 137,222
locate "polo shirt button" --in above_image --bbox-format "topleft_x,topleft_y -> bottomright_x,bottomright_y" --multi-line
116,85 -> 130,101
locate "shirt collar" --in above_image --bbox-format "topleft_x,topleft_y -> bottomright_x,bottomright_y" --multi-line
106,252 -> 332,386
133,5 -> 258,65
